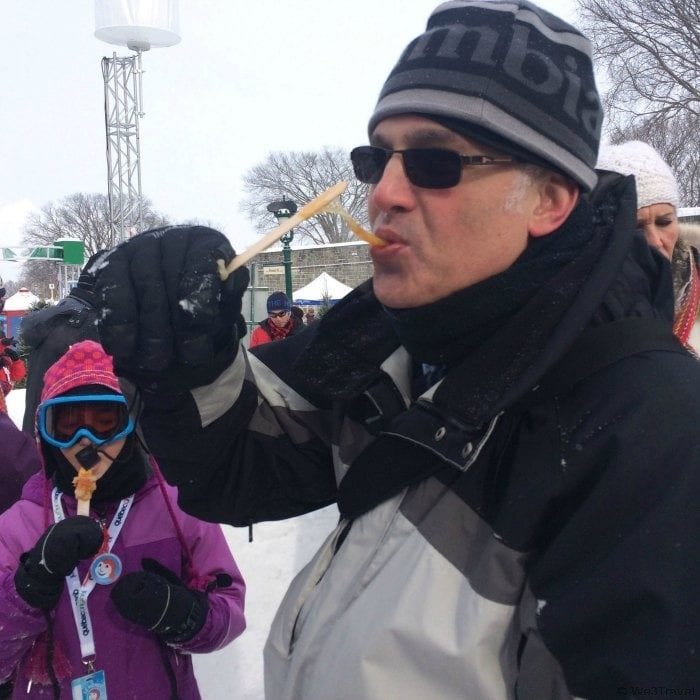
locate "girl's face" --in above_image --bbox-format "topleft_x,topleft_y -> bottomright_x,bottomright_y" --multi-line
61,437 -> 126,479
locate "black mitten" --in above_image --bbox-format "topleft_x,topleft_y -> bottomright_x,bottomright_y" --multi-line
14,517 -> 103,610
110,558 -> 208,643
93,225 -> 250,392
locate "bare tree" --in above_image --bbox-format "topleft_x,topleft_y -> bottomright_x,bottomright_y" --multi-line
18,260 -> 62,300
241,148 -> 370,245
21,192 -> 169,255
577,0 -> 700,128
607,112 -> 700,205
577,0 -> 700,204
19,192 -> 169,297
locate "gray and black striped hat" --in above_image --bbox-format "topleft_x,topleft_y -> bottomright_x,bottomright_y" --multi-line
368,0 -> 602,190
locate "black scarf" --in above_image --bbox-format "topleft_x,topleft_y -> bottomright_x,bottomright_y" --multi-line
383,197 -> 594,368
44,434 -> 150,505
297,179 -> 644,428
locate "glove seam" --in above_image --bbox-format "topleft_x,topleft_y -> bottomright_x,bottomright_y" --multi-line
148,585 -> 171,631
39,524 -> 58,575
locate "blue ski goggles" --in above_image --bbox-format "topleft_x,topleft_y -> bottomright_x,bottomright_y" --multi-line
38,394 -> 135,449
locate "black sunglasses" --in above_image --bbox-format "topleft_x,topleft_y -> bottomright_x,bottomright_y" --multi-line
350,146 -> 519,189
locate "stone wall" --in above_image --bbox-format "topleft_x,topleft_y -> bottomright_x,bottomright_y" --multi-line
249,240 -> 373,293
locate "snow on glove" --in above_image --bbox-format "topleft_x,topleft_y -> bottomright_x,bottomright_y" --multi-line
110,558 -> 209,644
14,516 -> 103,610
94,225 -> 250,392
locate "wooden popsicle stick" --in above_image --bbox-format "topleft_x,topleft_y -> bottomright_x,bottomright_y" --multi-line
220,181 -> 349,278
322,201 -> 385,247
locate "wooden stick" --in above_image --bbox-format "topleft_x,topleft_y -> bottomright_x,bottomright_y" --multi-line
219,181 -> 349,279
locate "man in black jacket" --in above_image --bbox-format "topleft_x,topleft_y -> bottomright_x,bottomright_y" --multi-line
92,2 -> 700,697
20,251 -> 103,434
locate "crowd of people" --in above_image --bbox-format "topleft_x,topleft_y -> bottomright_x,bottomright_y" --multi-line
1,0 -> 699,697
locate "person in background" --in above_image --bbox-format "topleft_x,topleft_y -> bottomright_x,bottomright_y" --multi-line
249,291 -> 301,347
20,252 -> 104,435
596,140 -> 700,349
0,340 -> 246,699
290,305 -> 305,332
0,337 -> 26,413
92,1 -> 699,696
0,412 -> 40,698
0,411 -> 40,514
304,308 -> 317,326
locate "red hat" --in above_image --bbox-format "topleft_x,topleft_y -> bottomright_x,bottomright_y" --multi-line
40,340 -> 121,403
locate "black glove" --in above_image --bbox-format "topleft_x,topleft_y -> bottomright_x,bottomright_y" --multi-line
1,336 -> 14,347
93,225 -> 250,392
110,558 -> 208,643
14,517 -> 103,610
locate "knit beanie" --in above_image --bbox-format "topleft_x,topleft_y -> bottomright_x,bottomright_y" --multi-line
267,291 -> 291,313
41,340 -> 120,403
596,141 -> 680,209
368,0 -> 602,190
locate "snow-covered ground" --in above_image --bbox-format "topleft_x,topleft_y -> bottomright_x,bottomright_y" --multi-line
5,389 -> 339,700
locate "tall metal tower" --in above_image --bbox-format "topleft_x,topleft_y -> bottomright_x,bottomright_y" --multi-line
94,0 -> 181,245
102,51 -> 144,245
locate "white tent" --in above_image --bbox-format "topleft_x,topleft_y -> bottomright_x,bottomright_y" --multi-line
293,272 -> 353,306
3,288 -> 40,312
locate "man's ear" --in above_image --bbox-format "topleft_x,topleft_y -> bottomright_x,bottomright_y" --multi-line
528,173 -> 580,238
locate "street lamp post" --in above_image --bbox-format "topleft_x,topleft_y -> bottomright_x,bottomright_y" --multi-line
267,199 -> 297,299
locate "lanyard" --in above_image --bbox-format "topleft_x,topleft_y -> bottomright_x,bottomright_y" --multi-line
51,488 -> 133,664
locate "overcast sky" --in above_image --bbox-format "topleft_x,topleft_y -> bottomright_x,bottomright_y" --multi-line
0,0 -> 577,283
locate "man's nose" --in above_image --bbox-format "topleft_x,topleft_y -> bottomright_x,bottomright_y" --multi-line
370,152 -> 414,210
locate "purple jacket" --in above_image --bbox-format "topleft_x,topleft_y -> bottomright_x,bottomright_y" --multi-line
0,412 -> 40,514
0,472 -> 246,699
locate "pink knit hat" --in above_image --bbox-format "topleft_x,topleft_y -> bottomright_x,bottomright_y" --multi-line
40,340 -> 121,403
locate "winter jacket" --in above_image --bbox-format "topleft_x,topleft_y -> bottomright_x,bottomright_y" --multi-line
249,318 -> 303,348
0,412 -> 40,513
0,471 -> 246,699
138,176 -> 700,698
20,290 -> 99,435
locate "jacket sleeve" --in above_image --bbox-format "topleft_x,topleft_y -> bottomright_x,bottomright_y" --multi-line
0,509 -> 47,683
139,330 -> 337,527
249,326 -> 268,348
522,352 -> 700,695
169,511 -> 246,654
0,414 -> 41,514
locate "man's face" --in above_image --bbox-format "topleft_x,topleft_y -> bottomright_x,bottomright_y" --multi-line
268,309 -> 290,328
367,115 -> 545,308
